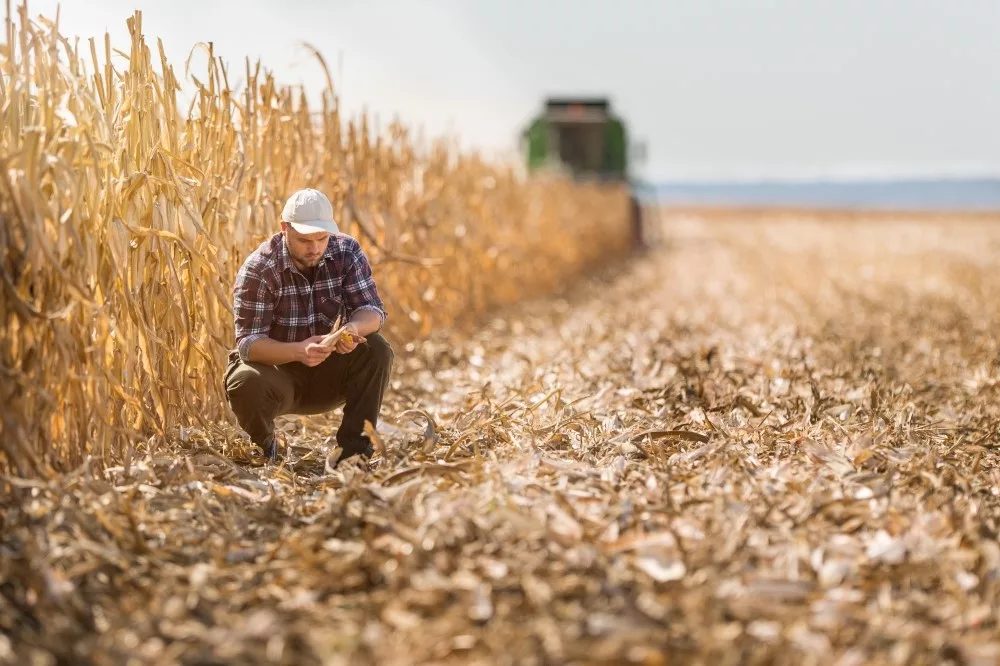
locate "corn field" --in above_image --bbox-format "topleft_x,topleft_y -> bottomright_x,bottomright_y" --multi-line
6,4 -> 1000,666
0,6 -> 632,475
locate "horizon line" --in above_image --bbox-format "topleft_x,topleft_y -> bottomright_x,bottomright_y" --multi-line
642,166 -> 1000,184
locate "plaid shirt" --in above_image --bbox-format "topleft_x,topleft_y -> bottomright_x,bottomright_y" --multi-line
232,232 -> 387,362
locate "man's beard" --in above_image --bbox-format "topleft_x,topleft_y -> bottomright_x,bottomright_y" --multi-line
291,251 -> 323,268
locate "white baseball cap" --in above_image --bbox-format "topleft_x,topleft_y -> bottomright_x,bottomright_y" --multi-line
280,188 -> 340,235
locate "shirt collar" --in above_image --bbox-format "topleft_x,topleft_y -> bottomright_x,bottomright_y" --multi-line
276,233 -> 294,274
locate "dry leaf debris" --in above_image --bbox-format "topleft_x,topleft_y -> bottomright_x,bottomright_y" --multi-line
4,212 -> 1000,665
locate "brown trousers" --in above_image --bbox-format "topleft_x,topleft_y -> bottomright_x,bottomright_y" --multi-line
224,333 -> 393,452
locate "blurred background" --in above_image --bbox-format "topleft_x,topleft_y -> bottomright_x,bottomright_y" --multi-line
31,0 -> 1000,210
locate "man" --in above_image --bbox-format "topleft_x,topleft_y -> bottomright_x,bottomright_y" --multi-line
224,188 -> 393,464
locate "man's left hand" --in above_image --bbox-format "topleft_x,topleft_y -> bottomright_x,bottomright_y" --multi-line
335,322 -> 367,354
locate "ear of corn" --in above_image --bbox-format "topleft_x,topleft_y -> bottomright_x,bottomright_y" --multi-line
0,5 -> 634,474
319,325 -> 355,350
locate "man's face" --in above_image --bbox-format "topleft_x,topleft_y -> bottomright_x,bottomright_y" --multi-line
282,223 -> 330,268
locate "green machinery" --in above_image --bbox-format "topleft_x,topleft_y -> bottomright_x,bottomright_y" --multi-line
521,97 -> 650,248
522,98 -> 632,179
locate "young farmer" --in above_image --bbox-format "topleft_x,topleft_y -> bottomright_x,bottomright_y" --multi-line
224,188 -> 393,464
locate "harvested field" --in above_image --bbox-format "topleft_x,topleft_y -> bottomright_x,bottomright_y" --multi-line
4,211 -> 1000,665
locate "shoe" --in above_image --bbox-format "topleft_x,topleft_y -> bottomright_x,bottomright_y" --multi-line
333,438 -> 374,467
258,433 -> 280,462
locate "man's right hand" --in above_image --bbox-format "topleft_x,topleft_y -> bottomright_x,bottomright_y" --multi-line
299,335 -> 333,367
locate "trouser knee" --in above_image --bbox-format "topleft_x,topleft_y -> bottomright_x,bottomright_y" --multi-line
365,333 -> 394,371
226,365 -> 267,408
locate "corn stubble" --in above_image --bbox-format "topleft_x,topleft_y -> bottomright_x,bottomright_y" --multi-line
0,6 -> 632,474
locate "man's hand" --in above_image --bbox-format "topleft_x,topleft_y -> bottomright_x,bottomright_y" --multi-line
334,323 -> 367,354
299,335 -> 334,367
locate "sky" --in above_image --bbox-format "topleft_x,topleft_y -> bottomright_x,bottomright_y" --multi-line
20,0 -> 1000,181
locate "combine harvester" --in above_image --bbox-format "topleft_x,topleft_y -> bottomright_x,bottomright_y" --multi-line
521,97 -> 656,250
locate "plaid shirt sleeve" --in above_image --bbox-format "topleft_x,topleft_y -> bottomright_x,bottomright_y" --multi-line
342,240 -> 387,329
233,258 -> 276,362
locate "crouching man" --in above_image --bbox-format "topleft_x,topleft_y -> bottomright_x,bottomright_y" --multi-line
224,188 -> 393,464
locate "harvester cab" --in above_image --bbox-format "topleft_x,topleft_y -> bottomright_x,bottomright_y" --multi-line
521,97 -> 652,250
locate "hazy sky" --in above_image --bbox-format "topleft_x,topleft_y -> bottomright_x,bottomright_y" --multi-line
23,0 -> 1000,180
